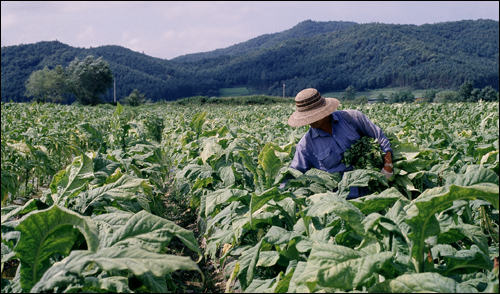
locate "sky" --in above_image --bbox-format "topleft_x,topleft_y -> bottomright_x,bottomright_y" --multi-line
1,1 -> 499,60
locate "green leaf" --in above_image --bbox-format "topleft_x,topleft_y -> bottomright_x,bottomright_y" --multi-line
83,276 -> 132,293
189,111 -> 208,134
114,101 -> 123,116
258,143 -> 283,189
205,188 -> 249,218
1,199 -> 48,225
31,247 -> 202,293
101,210 -> 201,259
50,153 -> 94,207
249,187 -> 290,229
262,226 -> 302,246
349,187 -> 409,214
294,243 -> 393,291
368,272 -> 478,293
337,169 -> 388,198
440,245 -> 493,275
303,192 -> 365,235
256,251 -> 280,267
405,184 -> 499,273
238,240 -> 262,291
75,174 -> 151,214
14,205 -> 99,292
90,156 -> 122,187
250,187 -> 290,215
200,137 -> 223,164
218,163 -> 236,187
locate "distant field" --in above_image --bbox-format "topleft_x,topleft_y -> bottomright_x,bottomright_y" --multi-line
322,88 -> 442,99
218,87 -> 252,97
220,87 -> 443,99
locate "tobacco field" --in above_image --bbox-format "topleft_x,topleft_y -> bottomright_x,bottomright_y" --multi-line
1,100 -> 499,293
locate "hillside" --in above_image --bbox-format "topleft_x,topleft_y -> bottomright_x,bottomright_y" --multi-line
171,20 -> 358,62
1,19 -> 498,103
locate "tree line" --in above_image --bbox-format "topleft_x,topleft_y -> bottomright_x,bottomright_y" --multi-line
24,56 -> 113,105
1,19 -> 498,103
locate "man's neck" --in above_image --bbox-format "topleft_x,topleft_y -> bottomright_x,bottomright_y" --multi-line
318,116 -> 332,135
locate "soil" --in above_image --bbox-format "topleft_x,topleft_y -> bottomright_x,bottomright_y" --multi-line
162,194 -> 226,293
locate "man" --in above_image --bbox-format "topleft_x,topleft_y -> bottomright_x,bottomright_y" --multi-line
286,88 -> 393,199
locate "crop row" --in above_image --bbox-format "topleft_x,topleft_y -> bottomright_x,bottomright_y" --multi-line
1,101 -> 499,293
164,102 -> 499,292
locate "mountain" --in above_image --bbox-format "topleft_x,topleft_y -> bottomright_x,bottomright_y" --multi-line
1,19 -> 498,103
171,20 -> 358,62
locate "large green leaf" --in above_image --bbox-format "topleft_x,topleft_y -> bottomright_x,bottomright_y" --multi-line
189,111 -> 208,134
205,188 -> 249,218
368,272 -> 477,293
50,152 -> 94,206
200,137 -> 223,164
438,245 -> 493,275
303,192 -> 365,235
100,210 -> 201,259
294,243 -> 393,292
258,142 -> 284,189
405,184 -> 499,273
75,174 -> 152,214
349,187 -> 410,215
237,240 -> 262,291
14,205 -> 99,292
337,169 -> 388,198
31,247 -> 202,293
89,154 -> 122,187
249,187 -> 290,229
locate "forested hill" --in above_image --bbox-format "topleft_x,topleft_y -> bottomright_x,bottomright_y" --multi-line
171,20 -> 358,62
1,19 -> 498,103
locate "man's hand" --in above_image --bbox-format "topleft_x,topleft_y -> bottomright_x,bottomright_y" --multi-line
381,151 -> 393,180
383,151 -> 392,173
381,168 -> 393,180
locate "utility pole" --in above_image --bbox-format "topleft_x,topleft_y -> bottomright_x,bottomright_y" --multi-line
283,83 -> 285,98
114,80 -> 116,103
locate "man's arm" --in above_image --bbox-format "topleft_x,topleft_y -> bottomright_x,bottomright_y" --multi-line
345,110 -> 393,177
346,110 -> 393,155
383,151 -> 393,173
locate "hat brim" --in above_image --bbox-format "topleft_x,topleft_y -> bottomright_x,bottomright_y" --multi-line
288,98 -> 340,127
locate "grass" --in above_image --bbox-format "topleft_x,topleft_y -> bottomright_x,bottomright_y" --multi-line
218,87 -> 445,100
219,87 -> 252,97
322,87 -> 445,99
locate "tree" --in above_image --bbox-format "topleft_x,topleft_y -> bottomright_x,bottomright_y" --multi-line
376,93 -> 386,103
343,85 -> 357,101
353,95 -> 368,105
468,88 -> 481,102
25,67 -> 51,103
434,91 -> 459,103
66,56 -> 114,106
399,90 -> 415,103
387,92 -> 399,104
423,89 -> 438,102
479,85 -> 499,102
122,89 -> 146,106
458,80 -> 474,102
24,65 -> 69,103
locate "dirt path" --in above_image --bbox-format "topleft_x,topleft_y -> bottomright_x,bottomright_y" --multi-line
163,195 -> 226,293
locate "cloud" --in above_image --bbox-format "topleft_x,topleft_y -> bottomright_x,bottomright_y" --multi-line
77,26 -> 95,42
1,1 -> 498,59
1,13 -> 16,29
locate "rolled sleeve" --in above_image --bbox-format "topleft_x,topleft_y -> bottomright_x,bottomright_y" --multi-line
289,139 -> 311,174
346,110 -> 393,155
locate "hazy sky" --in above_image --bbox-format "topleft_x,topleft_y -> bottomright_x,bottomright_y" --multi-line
2,1 -> 498,60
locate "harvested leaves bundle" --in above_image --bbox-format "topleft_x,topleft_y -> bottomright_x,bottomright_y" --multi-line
342,136 -> 384,170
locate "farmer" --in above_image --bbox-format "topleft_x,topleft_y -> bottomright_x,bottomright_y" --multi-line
285,88 -> 393,199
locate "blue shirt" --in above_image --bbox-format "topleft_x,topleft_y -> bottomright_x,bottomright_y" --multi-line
289,110 -> 392,198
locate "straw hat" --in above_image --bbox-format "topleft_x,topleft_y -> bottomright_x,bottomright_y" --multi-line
288,88 -> 340,127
